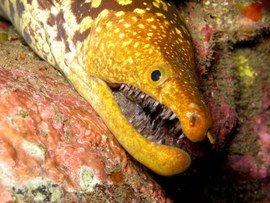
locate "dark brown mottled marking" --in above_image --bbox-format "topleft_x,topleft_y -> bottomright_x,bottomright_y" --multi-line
47,14 -> 56,26
87,1 -> 138,19
37,0 -> 53,10
16,0 -> 25,18
70,0 -> 91,24
70,0 -> 182,33
55,12 -> 66,40
72,29 -> 91,43
70,0 -> 146,22
55,12 -> 70,52
23,28 -> 32,44
27,0 -> 33,4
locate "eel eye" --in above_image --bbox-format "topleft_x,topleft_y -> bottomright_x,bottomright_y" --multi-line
151,70 -> 162,82
147,64 -> 170,86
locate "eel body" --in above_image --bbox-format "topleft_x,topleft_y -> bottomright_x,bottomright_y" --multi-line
0,0 -> 212,176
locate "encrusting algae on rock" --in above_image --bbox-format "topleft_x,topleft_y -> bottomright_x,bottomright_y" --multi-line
235,55 -> 256,87
0,33 -> 168,202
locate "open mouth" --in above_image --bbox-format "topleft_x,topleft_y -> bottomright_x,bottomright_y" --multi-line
108,83 -> 186,148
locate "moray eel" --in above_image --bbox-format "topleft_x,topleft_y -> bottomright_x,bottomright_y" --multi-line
0,0 -> 212,176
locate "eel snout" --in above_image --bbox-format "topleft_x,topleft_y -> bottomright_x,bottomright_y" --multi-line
159,77 -> 213,144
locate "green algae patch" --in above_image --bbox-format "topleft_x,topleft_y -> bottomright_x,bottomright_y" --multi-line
79,167 -> 99,193
17,109 -> 29,118
235,55 -> 256,87
0,33 -> 8,42
12,179 -> 63,203
22,141 -> 46,160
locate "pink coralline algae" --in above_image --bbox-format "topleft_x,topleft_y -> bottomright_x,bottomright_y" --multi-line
229,155 -> 263,179
229,89 -> 270,180
0,66 -> 168,202
254,107 -> 270,179
228,113 -> 270,180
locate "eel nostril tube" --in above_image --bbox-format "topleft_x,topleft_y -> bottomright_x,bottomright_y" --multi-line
207,131 -> 215,144
187,113 -> 197,127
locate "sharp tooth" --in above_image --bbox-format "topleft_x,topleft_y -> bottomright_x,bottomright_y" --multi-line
169,113 -> 177,120
164,110 -> 173,120
147,98 -> 155,107
139,93 -> 146,99
132,121 -> 139,128
119,84 -> 125,91
169,126 -> 175,134
159,107 -> 172,120
129,117 -> 134,123
179,133 -> 185,139
122,85 -> 131,94
134,105 -> 144,115
142,96 -> 150,107
147,100 -> 155,108
125,84 -> 131,90
128,90 -> 133,96
154,128 -> 164,138
131,86 -> 137,95
151,128 -> 158,136
153,101 -> 160,108
160,107 -> 166,116
128,113 -> 137,123
174,124 -> 182,134
137,124 -> 146,133
156,138 -> 165,145
147,135 -> 156,141
134,91 -> 141,98
133,118 -> 144,128
151,118 -> 158,129
142,118 -> 152,133
151,123 -> 155,130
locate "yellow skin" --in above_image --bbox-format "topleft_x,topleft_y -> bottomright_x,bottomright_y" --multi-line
0,0 -> 212,176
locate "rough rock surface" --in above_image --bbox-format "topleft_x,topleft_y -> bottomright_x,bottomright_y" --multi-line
1,0 -> 270,202
0,21 -> 167,203
156,1 -> 270,202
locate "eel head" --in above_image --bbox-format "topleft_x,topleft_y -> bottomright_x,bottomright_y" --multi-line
82,2 -> 213,176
